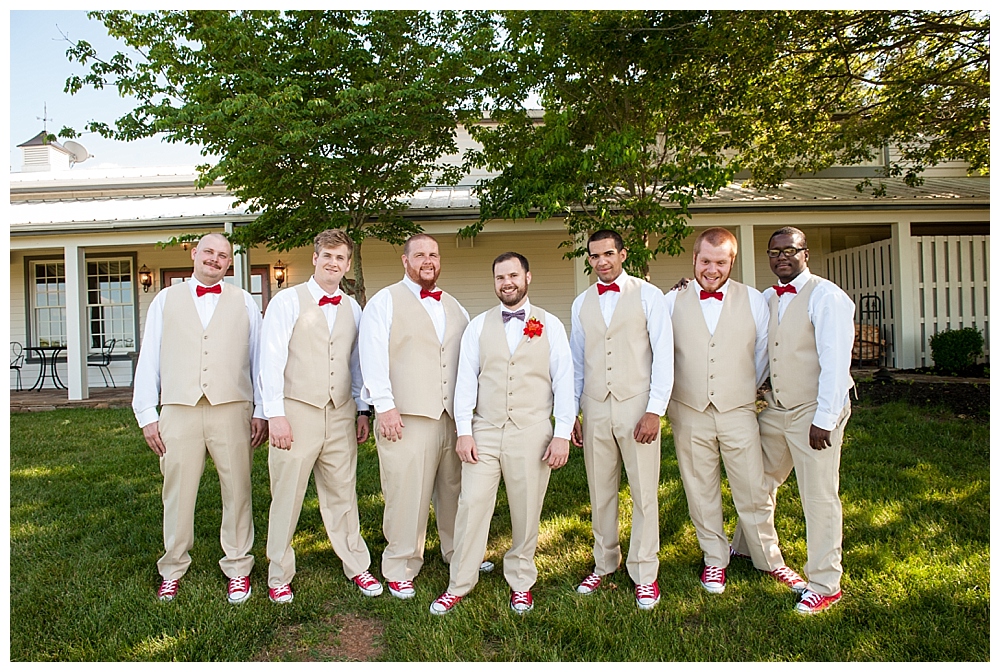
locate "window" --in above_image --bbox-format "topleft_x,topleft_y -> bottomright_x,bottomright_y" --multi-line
87,259 -> 136,351
31,262 -> 66,347
28,258 -> 137,352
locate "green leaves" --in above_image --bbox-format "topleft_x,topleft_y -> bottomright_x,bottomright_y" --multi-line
62,10 -> 489,304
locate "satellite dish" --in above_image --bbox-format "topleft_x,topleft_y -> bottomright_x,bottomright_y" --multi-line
63,140 -> 90,165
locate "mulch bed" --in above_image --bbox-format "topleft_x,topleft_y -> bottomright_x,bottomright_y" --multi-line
854,376 -> 989,421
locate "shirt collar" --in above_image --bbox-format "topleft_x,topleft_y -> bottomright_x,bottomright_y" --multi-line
780,268 -> 812,292
189,276 -> 224,290
402,274 -> 436,296
308,275 -> 342,300
598,270 -> 629,288
693,278 -> 730,296
501,299 -> 532,318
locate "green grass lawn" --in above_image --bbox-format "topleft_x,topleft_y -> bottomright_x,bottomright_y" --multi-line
9,401 -> 989,661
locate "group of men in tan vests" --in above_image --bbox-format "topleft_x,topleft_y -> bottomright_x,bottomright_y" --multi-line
133,223 -> 853,617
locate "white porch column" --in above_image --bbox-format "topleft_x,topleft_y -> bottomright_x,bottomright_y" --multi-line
225,221 -> 251,290
890,220 -> 918,369
736,224 -> 756,287
574,254 -> 591,296
64,244 -> 90,400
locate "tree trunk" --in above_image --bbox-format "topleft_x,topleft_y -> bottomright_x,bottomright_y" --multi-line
347,240 -> 367,308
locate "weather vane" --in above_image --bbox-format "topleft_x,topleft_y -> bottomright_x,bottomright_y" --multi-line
37,103 -> 53,134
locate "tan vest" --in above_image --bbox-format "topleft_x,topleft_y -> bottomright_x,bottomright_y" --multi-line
671,281 -> 757,413
768,274 -> 854,408
579,276 -> 653,403
282,284 -> 356,410
387,282 -> 468,419
159,282 -> 253,407
474,305 -> 554,430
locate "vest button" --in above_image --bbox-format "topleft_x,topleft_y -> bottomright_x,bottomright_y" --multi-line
204,335 -> 209,340
607,351 -> 612,356
203,368 -> 208,372
509,392 -> 513,396
710,343 -> 715,347
204,351 -> 209,355
710,375 -> 714,379
202,383 -> 208,387
607,367 -> 612,371
710,391 -> 714,395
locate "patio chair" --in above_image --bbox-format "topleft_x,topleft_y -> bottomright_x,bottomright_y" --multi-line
88,338 -> 117,388
10,342 -> 25,391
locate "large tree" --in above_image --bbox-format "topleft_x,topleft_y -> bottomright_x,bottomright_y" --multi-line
62,10 -> 492,304
464,10 -> 989,276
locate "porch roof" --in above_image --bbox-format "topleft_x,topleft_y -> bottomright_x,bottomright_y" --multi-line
9,175 -> 989,235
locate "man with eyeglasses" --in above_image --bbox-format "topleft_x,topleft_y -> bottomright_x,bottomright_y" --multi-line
731,226 -> 855,614
664,227 -> 806,598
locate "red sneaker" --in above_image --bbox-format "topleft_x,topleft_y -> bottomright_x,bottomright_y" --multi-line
158,578 -> 179,602
576,572 -> 602,595
387,580 -> 416,599
227,575 -> 251,604
351,571 -> 383,597
700,565 -> 726,594
429,591 -> 462,615
268,583 -> 294,604
635,581 -> 660,610
769,565 -> 807,593
796,589 -> 842,614
510,590 -> 533,614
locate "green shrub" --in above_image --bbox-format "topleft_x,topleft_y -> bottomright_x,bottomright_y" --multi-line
929,326 -> 984,373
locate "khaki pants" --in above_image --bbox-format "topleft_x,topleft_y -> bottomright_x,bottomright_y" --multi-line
581,392 -> 661,584
376,413 -> 462,582
733,397 -> 850,596
668,400 -> 784,570
448,417 -> 553,596
266,398 -> 371,588
157,398 -> 255,580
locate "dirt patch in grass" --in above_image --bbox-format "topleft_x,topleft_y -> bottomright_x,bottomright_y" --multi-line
257,610 -> 384,662
854,379 -> 989,421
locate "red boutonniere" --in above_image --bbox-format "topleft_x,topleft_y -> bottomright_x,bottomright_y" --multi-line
523,317 -> 544,340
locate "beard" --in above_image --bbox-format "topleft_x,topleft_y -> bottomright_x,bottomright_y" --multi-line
497,284 -> 528,307
405,264 -> 440,290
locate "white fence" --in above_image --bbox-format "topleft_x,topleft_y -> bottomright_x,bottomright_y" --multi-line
825,240 -> 898,366
913,235 -> 990,366
826,235 -> 990,368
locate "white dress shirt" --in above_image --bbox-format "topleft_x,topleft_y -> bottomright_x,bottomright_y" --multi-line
454,299 -> 576,440
664,278 -> 770,388
766,268 -> 856,431
570,272 -> 674,416
258,277 -> 367,419
358,275 -> 470,413
132,277 -> 265,428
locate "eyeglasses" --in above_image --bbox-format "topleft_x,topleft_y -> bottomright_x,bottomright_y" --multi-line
767,247 -> 808,259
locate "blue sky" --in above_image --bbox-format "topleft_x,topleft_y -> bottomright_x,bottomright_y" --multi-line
8,10 -> 207,171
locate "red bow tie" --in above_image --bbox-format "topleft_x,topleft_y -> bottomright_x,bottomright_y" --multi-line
700,290 -> 723,301
196,284 -> 222,297
773,284 -> 797,297
597,282 -> 620,295
420,288 -> 442,301
318,294 -> 341,307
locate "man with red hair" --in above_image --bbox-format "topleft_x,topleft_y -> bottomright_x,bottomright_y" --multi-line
664,227 -> 805,597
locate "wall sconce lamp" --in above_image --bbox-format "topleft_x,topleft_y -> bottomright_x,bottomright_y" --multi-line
273,259 -> 287,288
139,264 -> 153,293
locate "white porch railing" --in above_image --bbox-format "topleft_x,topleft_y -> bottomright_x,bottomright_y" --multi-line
826,235 -> 990,368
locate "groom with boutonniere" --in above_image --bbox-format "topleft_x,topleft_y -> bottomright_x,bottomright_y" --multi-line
429,252 -> 575,616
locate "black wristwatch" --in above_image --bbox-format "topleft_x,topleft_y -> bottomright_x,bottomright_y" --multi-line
357,409 -> 372,417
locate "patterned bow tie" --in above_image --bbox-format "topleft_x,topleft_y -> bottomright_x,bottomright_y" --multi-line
196,284 -> 222,297
502,309 -> 526,324
773,284 -> 797,297
597,282 -> 620,295
700,290 -> 723,301
420,288 -> 442,301
318,294 -> 341,307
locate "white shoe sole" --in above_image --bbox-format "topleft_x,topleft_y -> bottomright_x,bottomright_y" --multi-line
701,582 -> 725,594
636,597 -> 660,610
228,585 -> 252,604
389,587 -> 416,599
